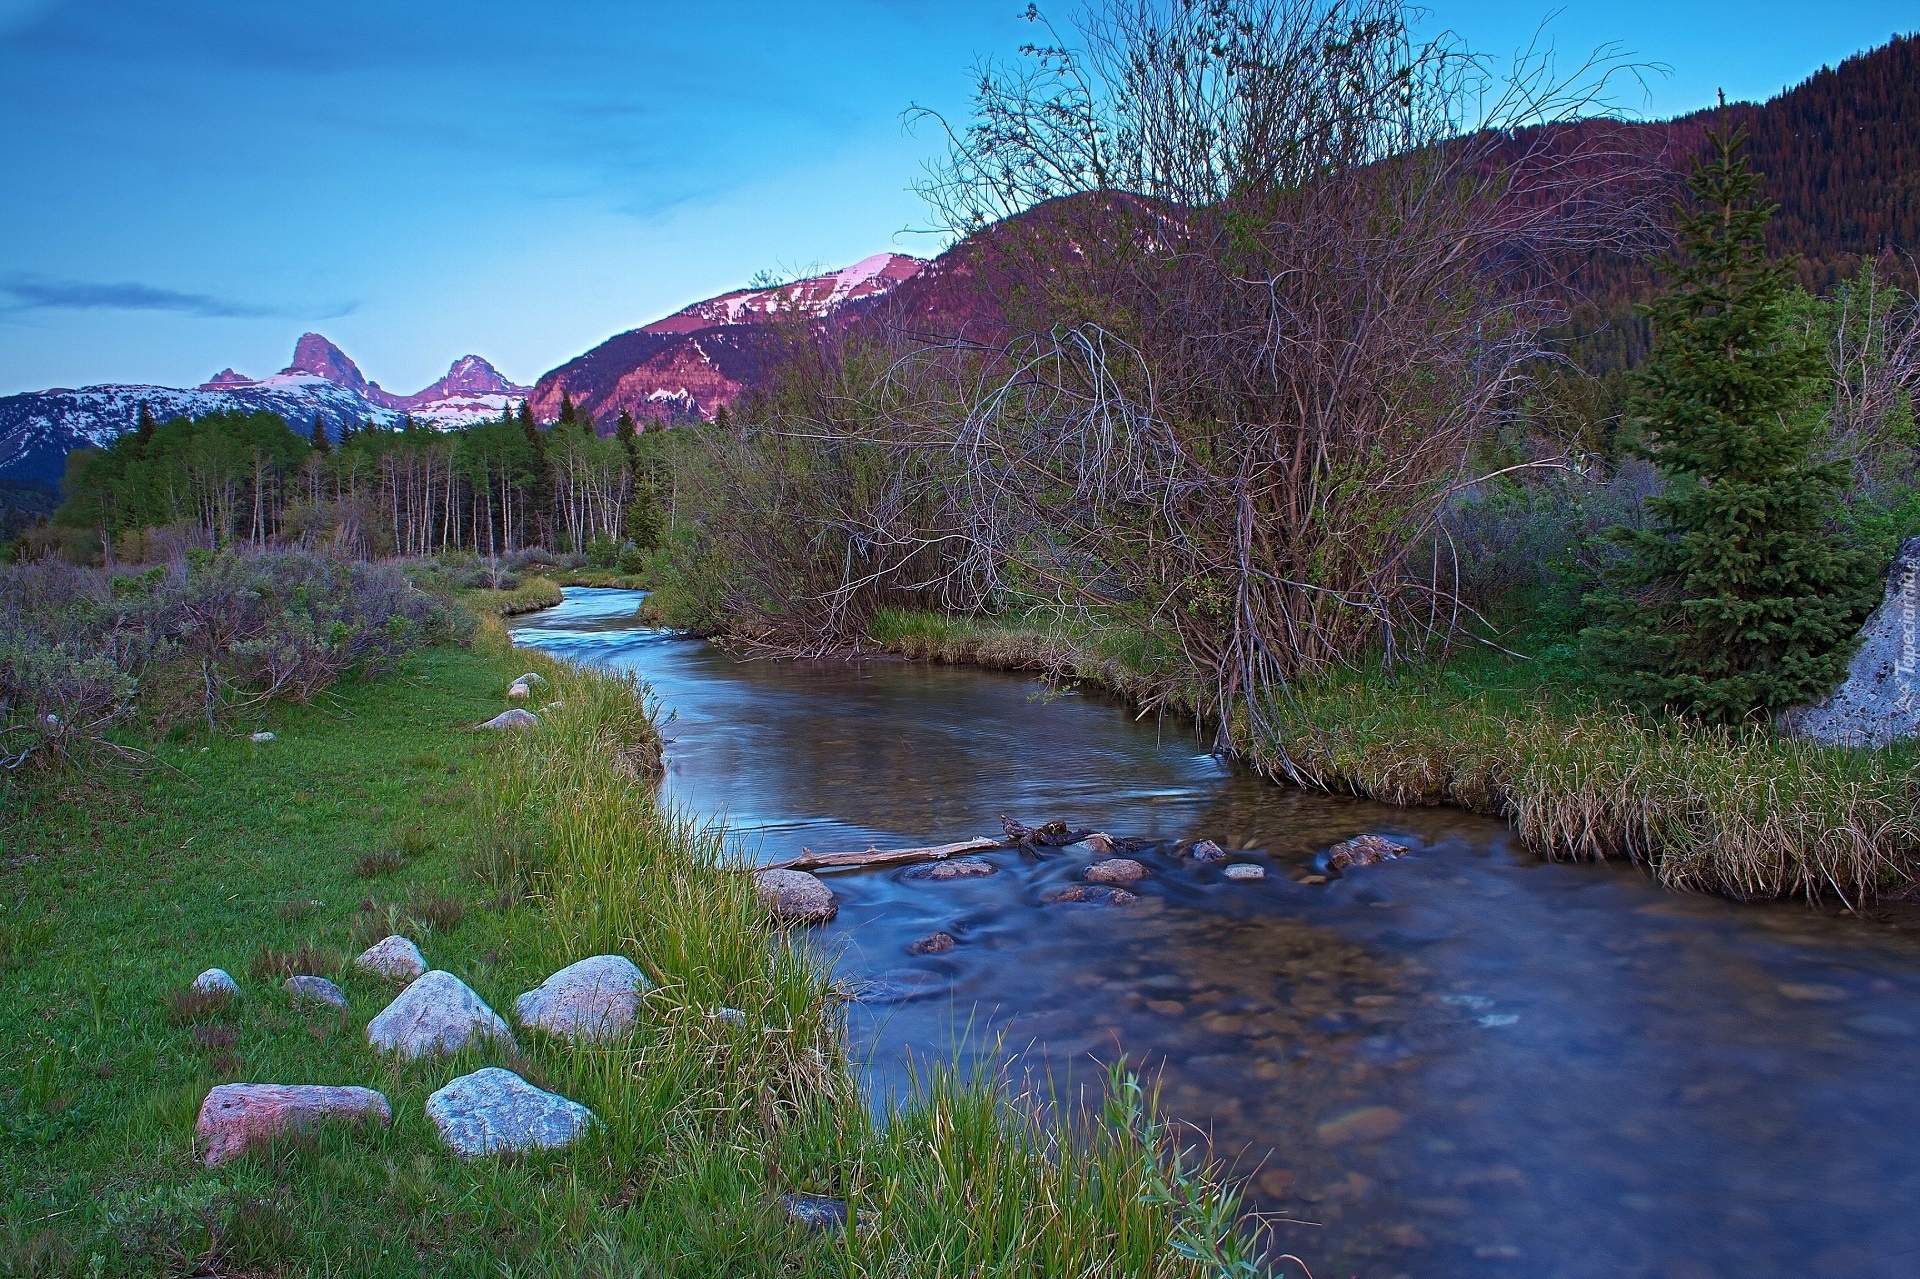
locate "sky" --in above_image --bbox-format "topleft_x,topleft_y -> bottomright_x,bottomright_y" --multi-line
0,1 -> 1913,396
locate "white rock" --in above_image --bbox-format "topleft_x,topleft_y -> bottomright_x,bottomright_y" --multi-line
1783,536 -> 1920,746
285,975 -> 348,1010
478,708 -> 539,732
514,671 -> 546,687
250,731 -> 275,743
192,968 -> 239,997
425,1067 -> 595,1158
506,682 -> 531,701
366,970 -> 515,1060
754,868 -> 838,923
1224,863 -> 1267,880
514,954 -> 651,1043
355,935 -> 427,983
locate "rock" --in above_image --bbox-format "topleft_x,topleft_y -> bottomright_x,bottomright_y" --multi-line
285,975 -> 348,1011
1256,1168 -> 1296,1199
1084,832 -> 1116,854
249,731 -> 275,743
781,1193 -> 863,1233
514,954 -> 651,1043
193,968 -> 240,997
514,671 -> 546,687
1782,537 -> 1920,746
1085,858 -> 1148,885
506,682 -> 531,701
1186,839 -> 1229,863
1315,1104 -> 1406,1146
355,935 -> 427,983
424,1067 -> 595,1158
1224,863 -> 1266,880
1299,874 -> 1329,885
753,869 -> 837,923
711,1007 -> 749,1025
1777,982 -> 1850,1002
907,932 -> 956,956
900,857 -> 997,882
478,708 -> 539,732
196,1083 -> 390,1166
366,970 -> 516,1059
1328,834 -> 1409,869
1045,884 -> 1138,906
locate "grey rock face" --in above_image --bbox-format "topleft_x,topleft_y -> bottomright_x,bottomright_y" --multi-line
1782,537 -> 1920,747
479,708 -> 539,731
425,1067 -> 595,1158
192,968 -> 240,997
285,975 -> 348,1011
514,954 -> 651,1043
355,935 -> 427,983
754,868 -> 838,923
196,1082 -> 390,1166
366,970 -> 515,1060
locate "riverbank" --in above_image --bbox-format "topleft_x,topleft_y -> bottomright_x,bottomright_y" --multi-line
0,603 -> 1251,1276
865,607 -> 1920,905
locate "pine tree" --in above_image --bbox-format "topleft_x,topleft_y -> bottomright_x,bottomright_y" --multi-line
559,391 -> 576,425
615,409 -> 639,467
135,401 -> 157,448
713,403 -> 732,430
309,413 -> 331,454
1584,115 -> 1877,722
517,400 -> 535,430
338,419 -> 357,448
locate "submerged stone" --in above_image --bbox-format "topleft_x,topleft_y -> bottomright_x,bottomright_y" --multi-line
425,1067 -> 595,1158
1086,858 -> 1148,885
1328,834 -> 1409,869
1045,883 -> 1138,906
1315,1105 -> 1405,1146
907,931 -> 956,955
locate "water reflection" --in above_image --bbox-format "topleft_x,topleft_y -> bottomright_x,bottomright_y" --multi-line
514,589 -> 1920,1279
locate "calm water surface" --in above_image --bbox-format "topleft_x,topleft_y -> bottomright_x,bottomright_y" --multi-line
513,588 -> 1920,1279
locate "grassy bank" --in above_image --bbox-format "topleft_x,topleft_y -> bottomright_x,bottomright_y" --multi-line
1,609 -> 1252,1276
866,608 -> 1920,905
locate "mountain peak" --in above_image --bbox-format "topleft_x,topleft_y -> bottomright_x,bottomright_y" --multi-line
199,368 -> 256,389
281,333 -> 369,394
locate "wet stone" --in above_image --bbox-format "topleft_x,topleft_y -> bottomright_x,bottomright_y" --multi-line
907,932 -> 956,956
1045,884 -> 1139,906
1328,834 -> 1409,869
1187,839 -> 1229,863
1224,863 -> 1266,880
1316,1105 -> 1406,1146
900,857 -> 996,882
1777,982 -> 1849,1002
285,975 -> 347,1011
1086,858 -> 1148,885
754,869 -> 837,923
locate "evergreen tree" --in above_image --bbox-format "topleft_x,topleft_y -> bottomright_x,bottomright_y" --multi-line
559,390 -> 576,425
517,400 -> 535,430
1584,116 -> 1877,722
713,403 -> 732,430
309,413 -> 331,454
338,419 -> 357,448
135,401 -> 157,449
615,409 -> 638,468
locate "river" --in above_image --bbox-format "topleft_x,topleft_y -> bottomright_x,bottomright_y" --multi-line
512,587 -> 1920,1279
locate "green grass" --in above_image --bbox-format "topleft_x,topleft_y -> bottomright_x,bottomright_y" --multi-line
1,617 -> 1253,1277
452,574 -> 565,618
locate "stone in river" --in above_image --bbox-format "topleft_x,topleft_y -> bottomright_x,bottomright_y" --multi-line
478,708 -> 539,731
1328,834 -> 1409,869
900,857 -> 996,882
425,1067 -> 595,1158
196,1082 -> 390,1166
907,932 -> 956,956
366,970 -> 516,1060
1085,832 -> 1116,854
1186,839 -> 1229,862
1045,884 -> 1138,906
1224,863 -> 1266,880
753,869 -> 838,923
1781,536 -> 1920,746
1315,1104 -> 1406,1145
1776,982 -> 1850,1002
192,968 -> 240,997
514,954 -> 651,1043
1086,858 -> 1148,885
355,935 -> 427,983
285,975 -> 348,1011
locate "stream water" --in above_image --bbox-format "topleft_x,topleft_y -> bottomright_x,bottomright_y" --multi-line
512,588 -> 1920,1279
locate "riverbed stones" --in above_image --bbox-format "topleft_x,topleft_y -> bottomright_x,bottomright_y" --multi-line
366,970 -> 515,1059
900,857 -> 996,882
907,932 -> 956,956
1186,839 -> 1229,863
1086,858 -> 1148,885
192,968 -> 240,997
1224,863 -> 1267,880
1315,1104 -> 1405,1146
514,954 -> 651,1043
285,975 -> 348,1011
754,869 -> 838,923
1045,883 -> 1138,906
1782,536 -> 1920,746
196,1083 -> 390,1166
424,1067 -> 595,1158
355,935 -> 427,983
1328,834 -> 1409,869
478,708 -> 539,732
1084,832 -> 1116,854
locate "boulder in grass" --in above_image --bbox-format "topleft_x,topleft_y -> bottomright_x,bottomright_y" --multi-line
355,935 -> 427,984
514,672 -> 546,687
1782,536 -> 1920,747
425,1067 -> 595,1158
754,869 -> 837,924
1328,834 -> 1409,870
366,970 -> 515,1060
1085,858 -> 1148,885
478,708 -> 539,732
285,975 -> 348,1011
196,1083 -> 390,1166
514,954 -> 651,1044
193,968 -> 240,997
249,731 -> 275,743
506,682 -> 531,701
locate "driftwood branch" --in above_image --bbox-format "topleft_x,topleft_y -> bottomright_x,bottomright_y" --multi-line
764,836 -> 1004,874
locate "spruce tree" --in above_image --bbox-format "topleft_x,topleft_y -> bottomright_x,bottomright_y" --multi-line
1584,117 -> 1876,722
559,391 -> 576,425
309,414 -> 331,454
135,401 -> 157,449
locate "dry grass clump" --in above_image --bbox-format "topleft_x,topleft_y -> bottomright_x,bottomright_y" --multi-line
166,987 -> 236,1025
248,943 -> 339,982
351,849 -> 405,879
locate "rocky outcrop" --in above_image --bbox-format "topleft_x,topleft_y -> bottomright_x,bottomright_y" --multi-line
196,1083 -> 390,1166
1782,537 -> 1920,747
514,954 -> 651,1043
754,869 -> 837,923
366,970 -> 515,1060
425,1067 -> 596,1158
355,935 -> 426,983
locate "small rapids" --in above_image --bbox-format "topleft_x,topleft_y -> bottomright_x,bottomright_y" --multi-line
514,588 -> 1920,1279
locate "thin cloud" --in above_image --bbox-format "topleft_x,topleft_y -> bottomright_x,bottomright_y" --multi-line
0,274 -> 353,319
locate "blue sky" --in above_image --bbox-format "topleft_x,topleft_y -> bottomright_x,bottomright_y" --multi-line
0,1 -> 1912,395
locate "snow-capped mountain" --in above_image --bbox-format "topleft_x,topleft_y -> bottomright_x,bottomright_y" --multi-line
529,253 -> 926,426
0,336 -> 530,486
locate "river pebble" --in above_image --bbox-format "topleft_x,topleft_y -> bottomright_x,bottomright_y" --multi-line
1086,858 -> 1148,885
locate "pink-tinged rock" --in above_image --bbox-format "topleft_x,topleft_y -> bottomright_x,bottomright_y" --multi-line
1084,832 -> 1116,854
479,708 -> 538,731
907,932 -> 956,956
754,869 -> 837,924
1328,834 -> 1409,870
1045,884 -> 1138,906
1186,839 -> 1229,863
1086,858 -> 1148,885
355,935 -> 426,983
195,1083 -> 390,1166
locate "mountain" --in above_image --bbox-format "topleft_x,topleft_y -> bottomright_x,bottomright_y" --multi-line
529,253 -> 926,426
0,336 -> 530,487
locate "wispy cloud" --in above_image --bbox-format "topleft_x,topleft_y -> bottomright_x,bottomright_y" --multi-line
0,274 -> 353,319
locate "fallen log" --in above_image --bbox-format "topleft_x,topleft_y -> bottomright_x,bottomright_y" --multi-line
763,836 -> 1003,874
